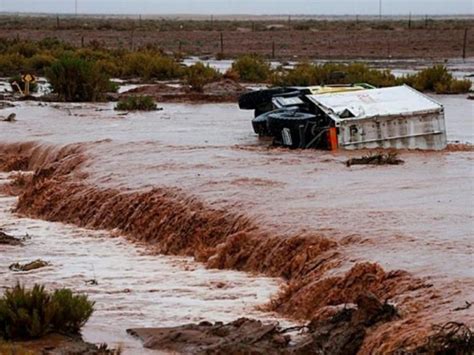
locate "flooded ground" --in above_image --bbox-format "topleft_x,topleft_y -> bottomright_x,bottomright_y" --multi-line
0,91 -> 472,351
0,173 -> 290,353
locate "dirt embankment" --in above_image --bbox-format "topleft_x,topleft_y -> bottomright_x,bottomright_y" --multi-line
0,142 -> 470,354
121,79 -> 246,103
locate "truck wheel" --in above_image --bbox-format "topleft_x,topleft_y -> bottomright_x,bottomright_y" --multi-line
252,114 -> 271,136
267,111 -> 316,148
238,87 -> 288,110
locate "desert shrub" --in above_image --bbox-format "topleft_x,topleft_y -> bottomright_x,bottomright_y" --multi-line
271,62 -> 397,87
271,62 -> 318,86
344,63 -> 396,87
434,79 -> 472,94
49,288 -> 94,334
0,53 -> 26,76
232,55 -> 271,82
185,62 -> 221,92
223,68 -> 240,81
0,284 -> 94,340
37,37 -> 73,51
10,41 -> 39,58
115,95 -> 157,111
8,75 -> 38,93
122,52 -> 183,80
398,65 -> 472,94
402,65 -> 452,91
26,54 -> 56,72
96,58 -> 121,77
46,55 -> 112,102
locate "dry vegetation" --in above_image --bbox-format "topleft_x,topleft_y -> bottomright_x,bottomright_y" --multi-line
0,15 -> 473,60
0,36 -> 471,102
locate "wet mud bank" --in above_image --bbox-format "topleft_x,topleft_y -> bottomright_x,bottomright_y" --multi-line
1,141 -> 471,353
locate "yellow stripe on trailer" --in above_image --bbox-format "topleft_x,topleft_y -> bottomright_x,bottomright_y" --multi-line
307,85 -> 369,95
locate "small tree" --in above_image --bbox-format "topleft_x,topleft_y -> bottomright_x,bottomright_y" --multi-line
46,55 -> 112,102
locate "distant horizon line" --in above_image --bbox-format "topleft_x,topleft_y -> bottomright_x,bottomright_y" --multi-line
1,11 -> 473,17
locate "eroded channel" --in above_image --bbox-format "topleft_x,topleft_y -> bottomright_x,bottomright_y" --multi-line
0,173 -> 292,353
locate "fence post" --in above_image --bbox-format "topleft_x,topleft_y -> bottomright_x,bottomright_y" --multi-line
408,12 -> 411,29
463,28 -> 468,60
81,36 -> 84,47
220,32 -> 224,55
56,15 -> 60,29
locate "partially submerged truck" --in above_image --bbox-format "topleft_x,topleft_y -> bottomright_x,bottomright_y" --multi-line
239,84 -> 447,151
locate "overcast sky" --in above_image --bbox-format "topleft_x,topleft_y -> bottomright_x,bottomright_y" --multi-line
0,0 -> 472,15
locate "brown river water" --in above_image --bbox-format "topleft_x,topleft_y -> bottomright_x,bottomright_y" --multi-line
0,174 -> 290,353
0,94 -> 473,352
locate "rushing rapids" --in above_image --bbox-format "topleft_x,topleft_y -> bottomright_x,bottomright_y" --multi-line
0,97 -> 472,353
0,141 -> 472,353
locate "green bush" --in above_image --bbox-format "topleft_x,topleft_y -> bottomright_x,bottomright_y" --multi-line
0,284 -> 94,340
0,53 -> 26,76
185,62 -> 221,92
122,52 -> 183,80
271,62 -> 397,87
27,53 -> 55,73
115,95 -> 157,111
232,55 -> 271,82
271,62 -> 318,86
46,55 -> 112,102
398,65 -> 472,94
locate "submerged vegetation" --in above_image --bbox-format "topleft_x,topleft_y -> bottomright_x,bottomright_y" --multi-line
0,37 -> 471,102
0,284 -> 94,340
115,95 -> 158,111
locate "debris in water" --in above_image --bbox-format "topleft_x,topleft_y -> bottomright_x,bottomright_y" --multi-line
9,259 -> 50,272
1,113 -> 16,122
346,152 -> 404,167
85,279 -> 99,286
422,322 -> 473,354
0,230 -> 23,246
453,301 -> 472,311
127,292 -> 398,354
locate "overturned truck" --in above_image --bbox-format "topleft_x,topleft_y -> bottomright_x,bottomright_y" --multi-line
239,85 -> 447,150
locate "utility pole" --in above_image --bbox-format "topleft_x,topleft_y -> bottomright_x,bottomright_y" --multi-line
75,0 -> 78,16
379,0 -> 382,20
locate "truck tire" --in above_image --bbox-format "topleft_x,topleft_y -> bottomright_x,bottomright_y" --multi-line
267,111 -> 316,148
252,114 -> 271,136
238,87 -> 288,110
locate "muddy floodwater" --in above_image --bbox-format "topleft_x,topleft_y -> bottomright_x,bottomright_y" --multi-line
0,174 -> 289,353
0,93 -> 473,351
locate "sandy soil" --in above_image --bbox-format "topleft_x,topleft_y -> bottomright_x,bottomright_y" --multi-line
1,27 -> 474,60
